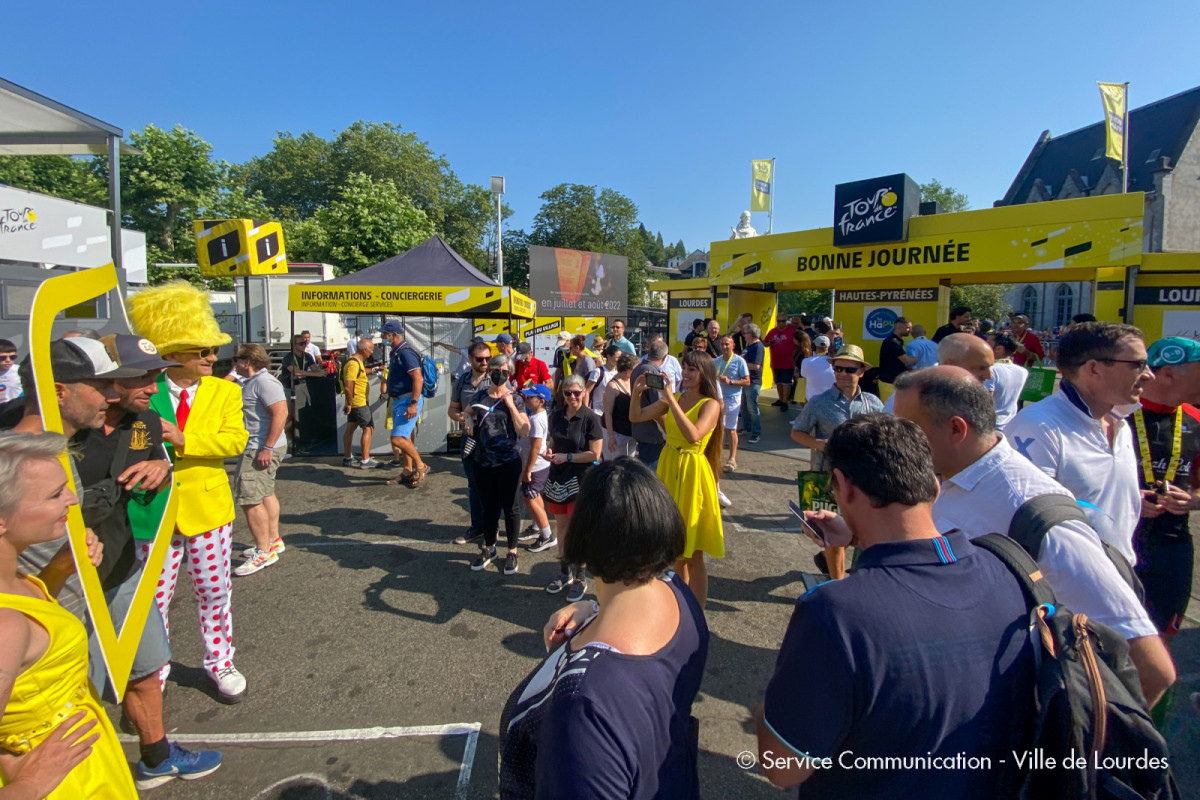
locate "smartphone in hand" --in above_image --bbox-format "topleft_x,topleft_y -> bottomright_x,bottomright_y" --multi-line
645,373 -> 666,390
789,500 -> 826,546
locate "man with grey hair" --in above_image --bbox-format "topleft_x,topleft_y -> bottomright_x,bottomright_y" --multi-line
631,338 -> 669,470
893,366 -> 1175,708
1005,322 -> 1152,564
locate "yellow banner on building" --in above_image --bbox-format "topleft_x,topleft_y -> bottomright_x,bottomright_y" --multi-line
288,284 -> 535,318
1098,82 -> 1127,163
751,159 -> 773,212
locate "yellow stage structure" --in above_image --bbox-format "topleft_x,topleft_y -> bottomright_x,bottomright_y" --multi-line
651,192 -> 1200,382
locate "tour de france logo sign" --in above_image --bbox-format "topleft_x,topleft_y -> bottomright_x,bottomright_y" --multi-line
833,173 -> 920,247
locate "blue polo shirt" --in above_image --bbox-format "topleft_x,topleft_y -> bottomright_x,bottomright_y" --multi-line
386,342 -> 423,397
763,531 -> 1034,799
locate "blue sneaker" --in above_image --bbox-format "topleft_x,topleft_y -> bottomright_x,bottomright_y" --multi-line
136,742 -> 222,789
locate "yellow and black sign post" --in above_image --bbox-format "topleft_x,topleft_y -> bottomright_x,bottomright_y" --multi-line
195,219 -> 289,344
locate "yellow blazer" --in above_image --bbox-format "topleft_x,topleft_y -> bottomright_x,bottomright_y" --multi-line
168,376 -> 248,536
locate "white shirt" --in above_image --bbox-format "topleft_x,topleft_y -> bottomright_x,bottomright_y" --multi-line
933,436 -> 1156,640
345,336 -> 360,356
0,365 -> 22,402
661,355 -> 683,388
305,342 -> 322,362
591,367 -> 617,413
165,373 -> 200,414
799,355 -> 835,401
988,361 -> 1028,431
520,410 -> 552,472
1004,384 -> 1142,564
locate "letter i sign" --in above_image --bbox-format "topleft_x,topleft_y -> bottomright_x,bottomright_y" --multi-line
28,266 -> 177,701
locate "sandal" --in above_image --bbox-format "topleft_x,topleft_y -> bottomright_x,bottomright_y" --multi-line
725,461 -> 738,473
408,464 -> 431,487
384,470 -> 413,486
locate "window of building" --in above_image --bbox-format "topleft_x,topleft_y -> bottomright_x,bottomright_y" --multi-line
1054,284 -> 1074,328
1021,286 -> 1038,321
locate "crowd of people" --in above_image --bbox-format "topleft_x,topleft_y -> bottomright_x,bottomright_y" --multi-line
0,289 -> 1196,797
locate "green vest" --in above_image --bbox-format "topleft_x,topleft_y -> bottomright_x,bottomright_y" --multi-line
127,372 -> 176,540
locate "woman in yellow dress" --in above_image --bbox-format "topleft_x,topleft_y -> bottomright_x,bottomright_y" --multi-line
630,349 -> 724,607
0,432 -> 137,799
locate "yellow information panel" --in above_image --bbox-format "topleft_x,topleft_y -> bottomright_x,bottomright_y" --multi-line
832,283 -> 948,367
194,219 -> 288,276
668,290 -> 713,352
289,284 -> 535,318
29,266 -> 176,701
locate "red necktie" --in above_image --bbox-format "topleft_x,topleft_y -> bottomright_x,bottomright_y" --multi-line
176,388 -> 191,431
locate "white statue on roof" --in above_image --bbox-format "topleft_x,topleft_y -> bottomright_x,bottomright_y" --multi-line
730,210 -> 758,239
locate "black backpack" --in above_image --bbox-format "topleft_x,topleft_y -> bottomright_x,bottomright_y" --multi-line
1005,493 -> 1145,603
973,525 -> 1176,800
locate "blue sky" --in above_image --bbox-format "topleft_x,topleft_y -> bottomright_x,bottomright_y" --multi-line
4,0 -> 1198,258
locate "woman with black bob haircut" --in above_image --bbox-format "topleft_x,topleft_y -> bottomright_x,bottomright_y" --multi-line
499,457 -> 709,800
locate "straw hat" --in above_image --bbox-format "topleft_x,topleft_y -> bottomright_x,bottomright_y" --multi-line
827,344 -> 871,367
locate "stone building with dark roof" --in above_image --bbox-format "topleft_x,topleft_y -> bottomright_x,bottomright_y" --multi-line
994,85 -> 1200,329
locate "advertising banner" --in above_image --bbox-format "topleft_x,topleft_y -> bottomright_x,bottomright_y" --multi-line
669,292 -> 713,351
862,305 -> 903,340
833,173 -> 920,247
751,160 -> 773,212
529,245 -> 627,316
1098,82 -> 1127,163
288,284 -> 535,318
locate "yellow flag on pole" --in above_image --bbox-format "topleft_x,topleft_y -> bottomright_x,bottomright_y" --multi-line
1098,82 -> 1127,162
751,160 -> 772,212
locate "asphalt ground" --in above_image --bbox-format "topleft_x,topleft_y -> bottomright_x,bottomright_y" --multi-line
109,408 -> 1200,799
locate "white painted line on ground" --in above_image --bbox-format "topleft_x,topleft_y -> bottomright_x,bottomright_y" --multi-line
118,722 -> 481,744
297,539 -> 427,548
120,723 -> 482,800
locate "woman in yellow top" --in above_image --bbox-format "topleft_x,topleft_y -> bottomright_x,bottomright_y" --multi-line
630,349 -> 724,608
0,432 -> 136,799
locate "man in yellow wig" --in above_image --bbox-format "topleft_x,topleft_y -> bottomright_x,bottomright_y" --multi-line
127,282 -> 249,703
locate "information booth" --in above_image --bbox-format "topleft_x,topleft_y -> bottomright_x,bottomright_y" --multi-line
287,236 -> 535,454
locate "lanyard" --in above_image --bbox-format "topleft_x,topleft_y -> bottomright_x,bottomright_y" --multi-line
717,357 -> 733,377
1133,406 -> 1183,486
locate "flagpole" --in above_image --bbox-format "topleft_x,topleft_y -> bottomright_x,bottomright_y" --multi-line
1122,82 -> 1130,194
768,157 -> 775,235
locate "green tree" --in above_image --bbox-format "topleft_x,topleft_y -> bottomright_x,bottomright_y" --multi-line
501,228 -> 531,292
920,179 -> 969,213
950,284 -> 1011,324
778,289 -> 832,319
98,124 -> 222,263
296,173 -> 435,275
0,154 -> 106,205
529,183 -> 650,306
236,121 -> 495,268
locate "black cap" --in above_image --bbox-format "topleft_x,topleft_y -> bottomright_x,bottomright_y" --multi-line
100,334 -> 176,374
18,337 -> 144,388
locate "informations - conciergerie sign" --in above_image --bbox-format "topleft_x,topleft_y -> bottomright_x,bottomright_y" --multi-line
529,245 -> 628,316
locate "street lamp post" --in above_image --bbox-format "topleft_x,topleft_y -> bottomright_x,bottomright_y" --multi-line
490,176 -> 505,285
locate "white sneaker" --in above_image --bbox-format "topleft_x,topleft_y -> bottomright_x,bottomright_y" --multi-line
717,490 -> 732,508
212,665 -> 246,703
234,548 -> 277,576
241,538 -> 284,559
359,458 -> 381,468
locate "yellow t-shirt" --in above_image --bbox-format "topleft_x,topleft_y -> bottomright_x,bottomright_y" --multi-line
343,357 -> 369,408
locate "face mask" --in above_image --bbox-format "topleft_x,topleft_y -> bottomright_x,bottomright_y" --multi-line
490,371 -> 507,385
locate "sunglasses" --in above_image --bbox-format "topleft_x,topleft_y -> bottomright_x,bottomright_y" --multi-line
0,353 -> 16,361
832,365 -> 862,374
563,390 -> 584,397
180,347 -> 219,358
474,356 -> 490,363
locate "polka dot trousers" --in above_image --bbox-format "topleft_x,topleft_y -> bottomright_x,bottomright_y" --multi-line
137,522 -> 236,683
